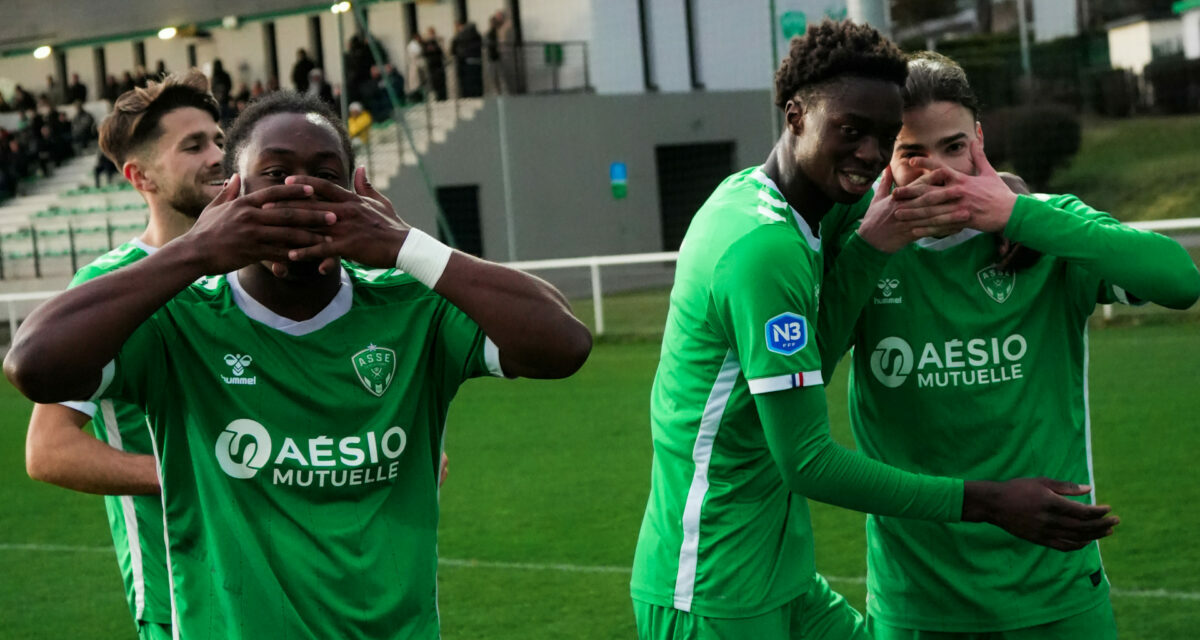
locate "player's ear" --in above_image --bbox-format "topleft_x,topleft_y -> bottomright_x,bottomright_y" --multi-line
123,159 -> 155,193
785,98 -> 805,136
976,121 -> 984,146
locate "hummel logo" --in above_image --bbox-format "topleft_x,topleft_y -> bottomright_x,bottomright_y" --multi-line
874,278 -> 902,305
222,354 -> 257,386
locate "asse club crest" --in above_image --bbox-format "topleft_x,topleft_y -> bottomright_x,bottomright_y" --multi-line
352,344 -> 396,397
977,265 -> 1015,304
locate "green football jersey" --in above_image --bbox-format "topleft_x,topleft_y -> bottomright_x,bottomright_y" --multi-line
631,167 -> 865,618
846,194 -> 1153,631
92,265 -> 503,639
61,238 -> 172,625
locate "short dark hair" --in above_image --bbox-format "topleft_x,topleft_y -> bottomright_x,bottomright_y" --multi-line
774,19 -> 908,111
901,51 -> 980,118
221,91 -> 354,179
98,70 -> 219,166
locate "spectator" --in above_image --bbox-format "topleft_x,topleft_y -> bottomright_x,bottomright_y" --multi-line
5,137 -> 29,190
422,27 -> 447,101
93,146 -> 117,188
452,21 -> 484,98
407,33 -> 426,101
50,112 -> 75,164
13,85 -> 36,111
119,72 -> 136,94
292,48 -> 315,92
45,75 -> 60,106
32,125 -> 54,177
305,68 -> 336,110
347,101 -> 372,143
134,65 -> 150,87
154,60 -> 168,81
210,59 -> 233,99
251,80 -> 266,100
383,64 -> 405,105
267,75 -> 280,93
495,10 -> 520,94
346,34 -> 374,103
232,82 -> 251,104
71,101 -> 96,150
486,12 -> 503,93
103,75 -> 121,102
0,92 -> 11,113
68,73 -> 87,103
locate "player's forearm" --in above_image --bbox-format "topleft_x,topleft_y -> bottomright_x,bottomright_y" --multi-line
817,233 -> 890,379
4,243 -> 203,403
1005,195 -> 1200,309
27,430 -> 159,495
434,252 -> 592,378
756,387 -> 963,522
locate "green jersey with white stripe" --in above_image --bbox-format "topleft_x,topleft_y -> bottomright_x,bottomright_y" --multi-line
92,265 -> 502,639
847,193 -> 1200,631
631,167 -> 870,617
63,239 -> 171,626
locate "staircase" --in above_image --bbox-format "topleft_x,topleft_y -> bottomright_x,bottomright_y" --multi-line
354,98 -> 485,191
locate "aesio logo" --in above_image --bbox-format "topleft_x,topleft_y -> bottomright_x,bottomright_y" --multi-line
869,337 -> 913,388
215,419 -> 272,479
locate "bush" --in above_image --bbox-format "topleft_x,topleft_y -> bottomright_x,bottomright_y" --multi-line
981,105 -> 1081,190
1144,57 -> 1200,114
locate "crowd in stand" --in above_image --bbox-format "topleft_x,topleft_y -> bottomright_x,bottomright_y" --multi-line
0,16 -> 523,201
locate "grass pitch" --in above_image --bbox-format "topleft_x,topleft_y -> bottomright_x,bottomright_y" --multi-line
0,321 -> 1197,639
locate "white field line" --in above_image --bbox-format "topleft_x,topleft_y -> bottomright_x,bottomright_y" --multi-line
5,544 -> 1198,601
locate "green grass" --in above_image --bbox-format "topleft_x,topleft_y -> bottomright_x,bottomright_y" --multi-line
1,323 -> 1198,638
1049,114 -> 1200,222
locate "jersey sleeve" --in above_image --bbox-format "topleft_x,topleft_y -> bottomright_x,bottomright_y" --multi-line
755,384 -> 964,521
88,312 -> 171,410
711,227 -> 823,394
1006,194 -> 1200,310
431,297 -> 505,390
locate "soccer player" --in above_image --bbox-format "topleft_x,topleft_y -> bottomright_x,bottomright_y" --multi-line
839,51 -> 1200,640
24,70 -> 224,640
630,21 -> 1119,639
5,91 -> 592,638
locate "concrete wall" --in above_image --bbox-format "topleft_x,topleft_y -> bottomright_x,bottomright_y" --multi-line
382,91 -> 773,263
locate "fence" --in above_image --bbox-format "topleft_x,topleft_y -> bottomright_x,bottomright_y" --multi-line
2,218 -> 1198,343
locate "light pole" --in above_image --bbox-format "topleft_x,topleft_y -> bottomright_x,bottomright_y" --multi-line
331,2 -> 351,121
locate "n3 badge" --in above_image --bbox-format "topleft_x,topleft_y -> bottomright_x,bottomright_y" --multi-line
352,344 -> 396,397
765,312 -> 808,355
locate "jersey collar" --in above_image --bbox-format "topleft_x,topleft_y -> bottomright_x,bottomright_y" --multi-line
129,237 -> 158,255
914,228 -> 984,251
227,267 -> 354,336
750,167 -> 821,252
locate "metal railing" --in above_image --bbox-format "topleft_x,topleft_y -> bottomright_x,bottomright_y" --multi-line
3,216 -> 1196,339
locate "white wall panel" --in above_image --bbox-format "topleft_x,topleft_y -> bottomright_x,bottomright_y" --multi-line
103,42 -> 136,83
646,0 -> 689,92
694,0 -> 772,91
144,36 -> 192,78
588,0 -> 643,94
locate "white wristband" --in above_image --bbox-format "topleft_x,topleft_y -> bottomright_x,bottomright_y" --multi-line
395,228 -> 453,289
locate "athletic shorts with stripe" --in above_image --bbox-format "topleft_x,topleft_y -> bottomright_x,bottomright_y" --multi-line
633,574 -> 867,640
